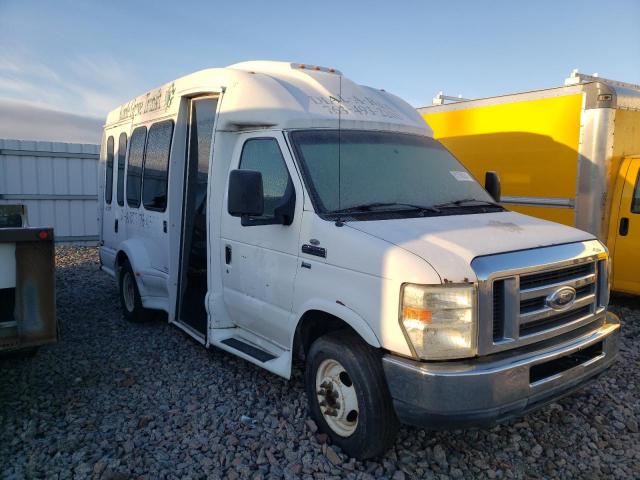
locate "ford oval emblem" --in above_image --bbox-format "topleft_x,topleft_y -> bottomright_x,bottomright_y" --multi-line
546,286 -> 577,311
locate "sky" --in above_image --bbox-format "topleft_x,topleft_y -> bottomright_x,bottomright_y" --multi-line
0,0 -> 639,143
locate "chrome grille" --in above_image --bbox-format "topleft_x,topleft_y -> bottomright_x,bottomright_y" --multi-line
520,304 -> 591,336
492,280 -> 505,341
517,260 -> 597,335
519,262 -> 594,290
472,240 -> 609,356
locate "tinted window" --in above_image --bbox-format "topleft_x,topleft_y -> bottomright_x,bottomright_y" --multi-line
632,170 -> 640,214
191,98 -> 217,206
239,138 -> 291,219
105,136 -> 114,204
117,133 -> 127,206
143,120 -> 174,211
127,127 -> 146,208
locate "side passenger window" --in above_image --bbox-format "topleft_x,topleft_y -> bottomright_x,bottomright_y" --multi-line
143,120 -> 174,211
127,127 -> 147,208
239,138 -> 292,220
116,132 -> 127,206
117,133 -> 127,206
105,136 -> 114,204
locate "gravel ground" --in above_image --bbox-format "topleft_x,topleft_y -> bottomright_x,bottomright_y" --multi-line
1,247 -> 639,479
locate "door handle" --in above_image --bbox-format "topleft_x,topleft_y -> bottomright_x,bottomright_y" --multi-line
163,220 -> 168,233
114,219 -> 118,233
619,217 -> 629,236
225,245 -> 232,264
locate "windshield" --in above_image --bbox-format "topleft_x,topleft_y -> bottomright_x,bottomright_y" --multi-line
289,130 -> 496,216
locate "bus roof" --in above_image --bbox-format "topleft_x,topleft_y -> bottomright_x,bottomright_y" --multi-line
104,61 -> 431,136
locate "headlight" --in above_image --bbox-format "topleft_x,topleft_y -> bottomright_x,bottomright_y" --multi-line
400,283 -> 478,360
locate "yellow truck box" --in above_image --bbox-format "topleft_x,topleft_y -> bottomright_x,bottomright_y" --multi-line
419,72 -> 640,295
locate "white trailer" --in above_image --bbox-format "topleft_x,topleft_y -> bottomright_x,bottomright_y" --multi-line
0,205 -> 57,353
98,61 -> 619,458
0,139 -> 100,244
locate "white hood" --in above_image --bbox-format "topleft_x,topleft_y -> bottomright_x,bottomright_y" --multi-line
345,211 -> 595,283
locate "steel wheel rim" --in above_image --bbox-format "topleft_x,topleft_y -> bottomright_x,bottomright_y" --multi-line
122,271 -> 135,312
315,358 -> 359,437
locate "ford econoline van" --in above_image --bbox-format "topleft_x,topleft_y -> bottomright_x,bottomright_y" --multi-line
99,61 -> 620,458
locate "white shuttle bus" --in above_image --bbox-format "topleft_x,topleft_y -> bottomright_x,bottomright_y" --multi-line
99,61 -> 620,458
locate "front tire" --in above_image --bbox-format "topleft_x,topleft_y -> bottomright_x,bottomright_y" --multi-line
305,331 -> 399,459
119,260 -> 153,322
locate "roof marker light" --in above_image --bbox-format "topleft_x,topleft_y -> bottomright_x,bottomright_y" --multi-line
293,64 -> 340,74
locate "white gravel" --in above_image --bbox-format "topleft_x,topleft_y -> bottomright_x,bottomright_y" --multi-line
1,247 -> 639,479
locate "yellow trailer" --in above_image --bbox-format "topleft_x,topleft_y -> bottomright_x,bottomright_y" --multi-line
418,71 -> 640,295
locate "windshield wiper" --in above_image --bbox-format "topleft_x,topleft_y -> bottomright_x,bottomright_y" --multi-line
433,198 -> 504,210
331,202 -> 440,215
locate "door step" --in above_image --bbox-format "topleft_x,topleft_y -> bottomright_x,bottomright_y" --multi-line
221,337 -> 276,362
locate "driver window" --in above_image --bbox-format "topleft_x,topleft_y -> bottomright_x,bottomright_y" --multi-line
239,138 -> 292,220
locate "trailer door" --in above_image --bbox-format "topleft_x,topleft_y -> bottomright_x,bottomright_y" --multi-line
612,157 -> 640,294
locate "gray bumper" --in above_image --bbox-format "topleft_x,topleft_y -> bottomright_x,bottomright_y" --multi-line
383,313 -> 620,429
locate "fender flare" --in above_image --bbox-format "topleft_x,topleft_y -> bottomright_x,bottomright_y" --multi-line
292,299 -> 381,350
116,239 -> 153,296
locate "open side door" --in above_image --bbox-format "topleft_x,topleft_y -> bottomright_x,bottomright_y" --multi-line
174,95 -> 221,341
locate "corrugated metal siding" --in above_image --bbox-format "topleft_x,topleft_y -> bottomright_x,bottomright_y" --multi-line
0,139 -> 100,243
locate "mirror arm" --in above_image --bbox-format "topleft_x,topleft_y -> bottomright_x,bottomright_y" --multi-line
273,183 -> 296,226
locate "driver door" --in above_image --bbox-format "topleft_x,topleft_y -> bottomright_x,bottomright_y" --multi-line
220,133 -> 303,348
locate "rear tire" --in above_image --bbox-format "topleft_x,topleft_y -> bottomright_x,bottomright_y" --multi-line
305,331 -> 399,459
119,260 -> 153,322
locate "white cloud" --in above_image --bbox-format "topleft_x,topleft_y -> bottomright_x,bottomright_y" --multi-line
0,76 -> 32,94
0,50 -> 143,118
0,98 -> 103,144
0,49 -> 61,82
69,53 -> 129,86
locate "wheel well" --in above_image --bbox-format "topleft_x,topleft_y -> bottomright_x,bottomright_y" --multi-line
293,310 -> 367,360
116,251 -> 128,268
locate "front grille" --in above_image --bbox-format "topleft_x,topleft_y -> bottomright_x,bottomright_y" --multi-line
490,259 -> 599,347
520,283 -> 595,314
519,263 -> 593,290
493,280 -> 505,340
520,305 -> 592,336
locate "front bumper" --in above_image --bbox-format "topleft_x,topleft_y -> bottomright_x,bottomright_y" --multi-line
383,313 -> 620,429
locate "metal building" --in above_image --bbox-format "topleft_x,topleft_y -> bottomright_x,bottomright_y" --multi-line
0,139 -> 100,243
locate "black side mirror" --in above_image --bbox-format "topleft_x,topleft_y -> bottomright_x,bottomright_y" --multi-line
228,170 -> 264,217
485,171 -> 501,202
